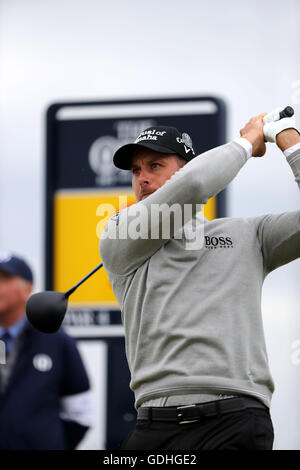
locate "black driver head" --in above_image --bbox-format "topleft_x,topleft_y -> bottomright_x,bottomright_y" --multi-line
26,291 -> 68,334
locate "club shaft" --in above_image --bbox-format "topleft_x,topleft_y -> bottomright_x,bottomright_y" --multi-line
65,262 -> 103,298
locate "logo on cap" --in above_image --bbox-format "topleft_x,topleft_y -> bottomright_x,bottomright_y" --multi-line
134,129 -> 167,144
182,133 -> 194,151
176,133 -> 195,155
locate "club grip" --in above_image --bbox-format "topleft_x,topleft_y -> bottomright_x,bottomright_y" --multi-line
279,106 -> 294,120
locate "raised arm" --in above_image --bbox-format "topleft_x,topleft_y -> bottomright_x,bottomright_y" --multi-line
256,128 -> 300,274
277,129 -> 300,190
100,114 -> 267,276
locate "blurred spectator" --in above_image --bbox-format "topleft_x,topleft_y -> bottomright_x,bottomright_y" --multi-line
0,252 -> 93,450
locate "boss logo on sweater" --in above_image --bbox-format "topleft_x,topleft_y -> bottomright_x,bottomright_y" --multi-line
33,354 -> 53,372
205,236 -> 233,249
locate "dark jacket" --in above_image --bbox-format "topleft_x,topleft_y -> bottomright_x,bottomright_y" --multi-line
0,321 -> 91,450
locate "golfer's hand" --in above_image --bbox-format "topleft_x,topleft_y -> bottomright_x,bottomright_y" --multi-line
240,113 -> 267,157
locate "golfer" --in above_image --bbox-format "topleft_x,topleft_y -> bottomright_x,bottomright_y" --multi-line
99,110 -> 300,450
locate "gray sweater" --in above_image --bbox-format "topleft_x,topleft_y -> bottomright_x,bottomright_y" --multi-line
99,142 -> 300,409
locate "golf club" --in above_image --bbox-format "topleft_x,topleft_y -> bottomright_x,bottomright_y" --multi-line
26,262 -> 103,334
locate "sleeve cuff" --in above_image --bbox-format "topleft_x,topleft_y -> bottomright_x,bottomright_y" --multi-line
233,137 -> 252,160
283,142 -> 300,158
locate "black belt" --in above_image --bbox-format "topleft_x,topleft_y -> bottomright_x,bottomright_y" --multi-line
137,397 -> 267,425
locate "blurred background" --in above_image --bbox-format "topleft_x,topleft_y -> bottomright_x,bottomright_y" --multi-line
0,0 -> 299,450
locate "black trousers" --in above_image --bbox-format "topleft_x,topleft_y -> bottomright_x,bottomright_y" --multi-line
121,403 -> 274,450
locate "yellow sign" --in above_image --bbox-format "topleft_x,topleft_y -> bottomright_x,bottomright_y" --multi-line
53,189 -> 216,307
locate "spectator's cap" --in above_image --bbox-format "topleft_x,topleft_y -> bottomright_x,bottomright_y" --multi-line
0,252 -> 33,282
113,126 -> 196,170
